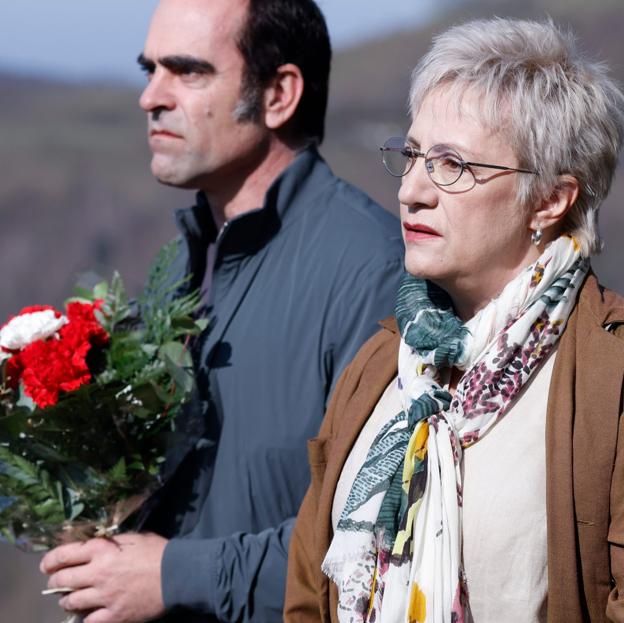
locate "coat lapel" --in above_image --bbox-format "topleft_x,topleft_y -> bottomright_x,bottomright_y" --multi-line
546,275 -> 624,622
314,321 -> 400,622
320,320 -> 400,526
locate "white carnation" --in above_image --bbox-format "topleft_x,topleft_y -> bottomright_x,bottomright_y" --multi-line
0,310 -> 68,352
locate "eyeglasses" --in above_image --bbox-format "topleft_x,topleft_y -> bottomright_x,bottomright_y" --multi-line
380,137 -> 538,190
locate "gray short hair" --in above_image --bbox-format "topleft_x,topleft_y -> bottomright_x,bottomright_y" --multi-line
409,17 -> 624,256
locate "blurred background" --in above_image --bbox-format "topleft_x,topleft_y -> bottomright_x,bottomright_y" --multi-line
1,0 -> 622,620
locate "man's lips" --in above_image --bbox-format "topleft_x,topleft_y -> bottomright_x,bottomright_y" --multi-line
149,129 -> 183,139
403,222 -> 442,242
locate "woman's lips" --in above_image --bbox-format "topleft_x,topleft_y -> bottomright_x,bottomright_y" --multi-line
403,222 -> 442,242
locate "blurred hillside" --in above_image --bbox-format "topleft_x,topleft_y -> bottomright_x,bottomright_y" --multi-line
1,0 -> 624,620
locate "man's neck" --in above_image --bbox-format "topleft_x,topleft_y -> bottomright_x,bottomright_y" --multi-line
205,141 -> 301,230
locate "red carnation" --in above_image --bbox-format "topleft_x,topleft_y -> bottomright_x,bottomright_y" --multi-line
62,300 -> 109,348
16,301 -> 109,409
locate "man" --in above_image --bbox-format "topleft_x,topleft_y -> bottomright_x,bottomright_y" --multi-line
40,0 -> 403,621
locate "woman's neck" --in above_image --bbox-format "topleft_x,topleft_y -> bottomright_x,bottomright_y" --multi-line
442,245 -> 543,322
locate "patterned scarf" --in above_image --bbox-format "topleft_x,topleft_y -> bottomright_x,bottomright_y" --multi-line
322,235 -> 589,623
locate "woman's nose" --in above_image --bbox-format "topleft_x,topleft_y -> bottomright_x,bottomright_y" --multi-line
398,157 -> 437,209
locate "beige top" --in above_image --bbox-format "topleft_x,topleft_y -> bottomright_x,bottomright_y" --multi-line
332,348 -> 557,623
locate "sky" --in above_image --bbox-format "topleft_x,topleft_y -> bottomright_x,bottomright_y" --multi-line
0,1 -> 445,85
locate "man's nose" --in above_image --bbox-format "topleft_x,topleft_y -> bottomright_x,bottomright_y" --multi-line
139,71 -> 175,113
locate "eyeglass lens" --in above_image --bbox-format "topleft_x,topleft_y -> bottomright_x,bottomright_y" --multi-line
381,137 -> 413,177
426,144 -> 466,187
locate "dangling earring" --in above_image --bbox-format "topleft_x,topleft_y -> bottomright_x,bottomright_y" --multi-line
531,228 -> 543,246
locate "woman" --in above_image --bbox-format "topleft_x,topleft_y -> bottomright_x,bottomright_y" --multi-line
285,18 -> 624,623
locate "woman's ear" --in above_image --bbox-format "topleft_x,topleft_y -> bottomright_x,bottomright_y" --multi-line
262,63 -> 304,131
530,175 -> 580,233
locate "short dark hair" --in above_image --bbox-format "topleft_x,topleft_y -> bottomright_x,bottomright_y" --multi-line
236,0 -> 332,144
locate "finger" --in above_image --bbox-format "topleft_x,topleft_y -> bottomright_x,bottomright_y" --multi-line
82,608 -> 119,623
59,587 -> 103,613
41,542 -> 94,574
48,566 -> 94,592
84,608 -> 114,623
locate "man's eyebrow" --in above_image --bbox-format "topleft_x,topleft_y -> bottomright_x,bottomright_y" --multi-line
160,55 -> 216,75
137,53 -> 216,76
137,53 -> 155,72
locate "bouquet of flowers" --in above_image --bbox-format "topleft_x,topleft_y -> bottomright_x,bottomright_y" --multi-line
0,240 -> 206,551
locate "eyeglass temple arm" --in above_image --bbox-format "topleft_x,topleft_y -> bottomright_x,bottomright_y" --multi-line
463,160 -> 537,175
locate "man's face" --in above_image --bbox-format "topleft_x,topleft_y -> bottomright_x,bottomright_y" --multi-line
138,0 -> 268,191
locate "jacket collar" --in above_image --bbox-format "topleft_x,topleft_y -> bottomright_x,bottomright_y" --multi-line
577,269 -> 624,328
174,144 -> 329,259
379,316 -> 398,333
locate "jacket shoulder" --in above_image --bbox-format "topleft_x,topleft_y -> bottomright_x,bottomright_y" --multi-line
307,163 -> 401,241
328,178 -> 400,235
338,318 -> 399,384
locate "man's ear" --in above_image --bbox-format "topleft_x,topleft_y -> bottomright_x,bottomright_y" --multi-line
530,174 -> 580,235
263,63 -> 304,131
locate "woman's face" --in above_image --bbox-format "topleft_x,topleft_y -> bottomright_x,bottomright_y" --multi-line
399,87 -> 540,318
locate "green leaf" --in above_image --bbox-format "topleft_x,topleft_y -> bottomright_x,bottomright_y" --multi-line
109,457 -> 126,480
93,281 -> 109,300
148,380 -> 176,405
158,341 -> 186,365
68,501 -> 85,521
0,407 -> 34,439
162,356 -> 194,396
171,316 -> 199,332
0,447 -> 66,524
194,318 -> 210,332
25,442 -> 71,464
140,344 -> 158,358
72,285 -> 97,301
129,383 -> 167,412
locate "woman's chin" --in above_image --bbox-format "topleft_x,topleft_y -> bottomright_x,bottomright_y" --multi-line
404,257 -> 448,283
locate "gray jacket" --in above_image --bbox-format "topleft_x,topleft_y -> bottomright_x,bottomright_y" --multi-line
145,147 -> 404,622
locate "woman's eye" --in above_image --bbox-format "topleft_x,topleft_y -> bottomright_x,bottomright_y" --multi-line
440,156 -> 462,170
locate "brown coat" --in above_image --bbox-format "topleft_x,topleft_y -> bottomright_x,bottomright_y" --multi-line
285,274 -> 624,623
